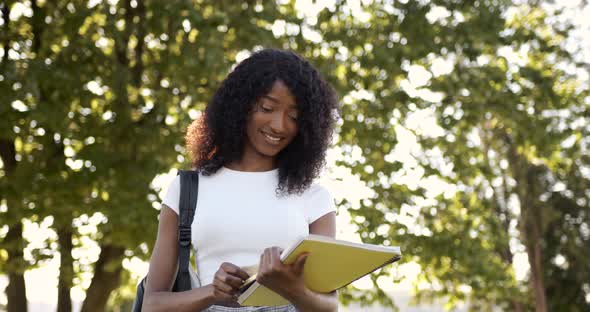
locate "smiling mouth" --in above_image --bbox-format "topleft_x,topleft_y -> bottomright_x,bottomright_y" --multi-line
261,131 -> 283,143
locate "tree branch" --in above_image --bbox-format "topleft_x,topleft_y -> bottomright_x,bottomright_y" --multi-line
1,3 -> 10,67
133,0 -> 145,87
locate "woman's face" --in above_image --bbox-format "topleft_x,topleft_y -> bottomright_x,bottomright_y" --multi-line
243,79 -> 299,161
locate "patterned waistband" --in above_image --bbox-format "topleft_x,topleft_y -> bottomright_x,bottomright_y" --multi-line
204,304 -> 296,312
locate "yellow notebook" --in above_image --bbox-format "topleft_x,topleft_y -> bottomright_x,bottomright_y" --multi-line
237,234 -> 401,306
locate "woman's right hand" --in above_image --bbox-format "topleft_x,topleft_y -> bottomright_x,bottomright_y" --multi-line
209,262 -> 251,304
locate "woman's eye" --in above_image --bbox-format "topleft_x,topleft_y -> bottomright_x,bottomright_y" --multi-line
289,113 -> 298,121
257,102 -> 272,112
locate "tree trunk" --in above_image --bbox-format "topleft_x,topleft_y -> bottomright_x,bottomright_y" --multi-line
1,137 -> 28,312
57,226 -> 74,312
517,202 -> 547,312
522,166 -> 548,312
524,220 -> 548,312
80,244 -> 126,312
503,132 -> 548,312
5,222 -> 28,312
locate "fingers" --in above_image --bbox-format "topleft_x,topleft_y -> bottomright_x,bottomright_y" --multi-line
266,248 -> 273,267
262,247 -> 310,273
213,274 -> 235,295
258,247 -> 286,275
293,253 -> 309,275
295,252 -> 309,264
271,247 -> 283,268
221,262 -> 250,281
264,247 -> 282,261
212,262 -> 251,303
256,247 -> 308,288
212,278 -> 237,304
217,269 -> 246,289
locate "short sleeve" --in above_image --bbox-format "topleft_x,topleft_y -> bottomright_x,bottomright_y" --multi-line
161,175 -> 180,215
303,184 -> 336,224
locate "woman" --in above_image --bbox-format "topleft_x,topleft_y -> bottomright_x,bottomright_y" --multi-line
143,49 -> 340,312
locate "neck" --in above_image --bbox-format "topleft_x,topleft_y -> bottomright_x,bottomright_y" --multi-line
225,156 -> 277,172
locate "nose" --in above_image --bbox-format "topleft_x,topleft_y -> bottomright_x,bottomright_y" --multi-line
269,112 -> 287,133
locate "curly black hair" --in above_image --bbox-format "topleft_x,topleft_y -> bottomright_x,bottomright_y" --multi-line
185,48 -> 339,195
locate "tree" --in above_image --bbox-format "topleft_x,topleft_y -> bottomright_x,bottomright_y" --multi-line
303,0 -> 589,310
1,0 -> 294,310
2,1 -> 588,311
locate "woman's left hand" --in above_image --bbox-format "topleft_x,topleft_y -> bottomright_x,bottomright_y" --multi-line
256,246 -> 309,297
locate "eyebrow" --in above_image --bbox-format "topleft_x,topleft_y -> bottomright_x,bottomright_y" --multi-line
262,95 -> 298,109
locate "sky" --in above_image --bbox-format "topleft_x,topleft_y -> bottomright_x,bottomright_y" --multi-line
2,0 -> 590,310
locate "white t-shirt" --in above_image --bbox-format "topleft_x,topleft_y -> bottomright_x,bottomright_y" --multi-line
161,167 -> 336,286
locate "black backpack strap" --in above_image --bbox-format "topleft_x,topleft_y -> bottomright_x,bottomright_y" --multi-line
175,169 -> 199,291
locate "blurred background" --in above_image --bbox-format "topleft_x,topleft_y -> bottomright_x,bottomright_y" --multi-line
1,0 -> 589,311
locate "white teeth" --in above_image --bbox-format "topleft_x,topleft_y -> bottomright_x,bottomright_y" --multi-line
263,133 -> 281,141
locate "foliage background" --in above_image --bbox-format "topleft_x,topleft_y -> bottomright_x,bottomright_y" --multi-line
0,0 -> 588,311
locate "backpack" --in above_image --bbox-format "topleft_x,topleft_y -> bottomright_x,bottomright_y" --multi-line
132,170 -> 201,312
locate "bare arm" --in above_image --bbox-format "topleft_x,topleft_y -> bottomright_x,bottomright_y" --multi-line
142,205 -> 216,312
284,212 -> 339,312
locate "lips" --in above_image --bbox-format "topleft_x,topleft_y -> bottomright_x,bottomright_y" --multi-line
261,131 -> 284,145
